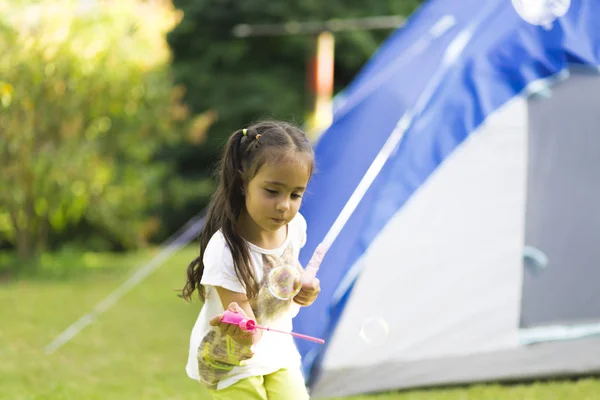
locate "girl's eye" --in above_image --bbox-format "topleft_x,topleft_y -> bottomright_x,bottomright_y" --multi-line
265,188 -> 278,195
291,193 -> 303,200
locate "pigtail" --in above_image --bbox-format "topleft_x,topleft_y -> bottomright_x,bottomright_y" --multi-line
220,128 -> 260,299
181,256 -> 203,301
182,129 -> 260,301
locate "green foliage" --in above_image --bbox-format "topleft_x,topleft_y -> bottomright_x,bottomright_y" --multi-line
164,0 -> 424,234
0,0 -> 191,259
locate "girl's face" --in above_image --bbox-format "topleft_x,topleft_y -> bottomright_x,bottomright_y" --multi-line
243,154 -> 311,234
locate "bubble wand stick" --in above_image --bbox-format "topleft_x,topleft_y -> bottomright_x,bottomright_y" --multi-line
220,310 -> 325,344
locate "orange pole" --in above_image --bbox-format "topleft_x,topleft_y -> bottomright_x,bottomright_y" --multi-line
307,31 -> 335,141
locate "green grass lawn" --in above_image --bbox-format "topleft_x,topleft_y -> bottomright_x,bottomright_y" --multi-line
1,247 -> 598,399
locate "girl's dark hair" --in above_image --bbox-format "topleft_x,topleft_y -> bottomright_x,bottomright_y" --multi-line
181,120 -> 315,302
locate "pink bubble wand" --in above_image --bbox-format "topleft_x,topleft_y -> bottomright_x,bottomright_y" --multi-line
221,310 -> 325,344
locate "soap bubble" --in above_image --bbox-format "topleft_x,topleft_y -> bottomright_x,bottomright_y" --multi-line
359,317 -> 390,346
511,0 -> 570,29
267,264 -> 301,300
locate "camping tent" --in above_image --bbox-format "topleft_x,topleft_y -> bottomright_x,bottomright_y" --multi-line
294,0 -> 600,397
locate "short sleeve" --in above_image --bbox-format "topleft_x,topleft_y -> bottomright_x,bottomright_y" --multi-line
294,212 -> 308,249
200,232 -> 246,294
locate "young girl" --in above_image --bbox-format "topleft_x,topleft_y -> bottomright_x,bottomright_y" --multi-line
182,120 -> 320,399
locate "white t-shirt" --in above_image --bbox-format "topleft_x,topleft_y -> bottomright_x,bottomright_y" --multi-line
186,213 -> 308,390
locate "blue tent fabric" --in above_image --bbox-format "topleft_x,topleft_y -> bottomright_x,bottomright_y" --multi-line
295,0 -> 600,385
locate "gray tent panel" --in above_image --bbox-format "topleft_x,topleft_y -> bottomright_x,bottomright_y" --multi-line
312,337 -> 600,398
521,71 -> 600,328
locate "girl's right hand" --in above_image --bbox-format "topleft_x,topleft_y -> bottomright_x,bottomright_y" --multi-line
210,302 -> 255,346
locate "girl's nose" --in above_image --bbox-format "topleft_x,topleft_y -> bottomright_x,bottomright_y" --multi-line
276,199 -> 290,212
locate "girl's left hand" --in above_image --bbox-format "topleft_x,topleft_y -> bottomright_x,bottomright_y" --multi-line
210,302 -> 255,346
293,275 -> 321,306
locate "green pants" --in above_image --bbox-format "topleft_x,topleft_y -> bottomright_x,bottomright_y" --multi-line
208,368 -> 310,400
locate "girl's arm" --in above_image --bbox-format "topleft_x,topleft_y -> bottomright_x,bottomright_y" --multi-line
211,286 -> 263,346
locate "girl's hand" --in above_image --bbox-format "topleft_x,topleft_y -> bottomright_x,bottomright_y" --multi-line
210,302 -> 255,346
293,275 -> 321,307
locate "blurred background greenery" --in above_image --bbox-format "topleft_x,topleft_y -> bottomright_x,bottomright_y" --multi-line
0,0 -> 422,273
